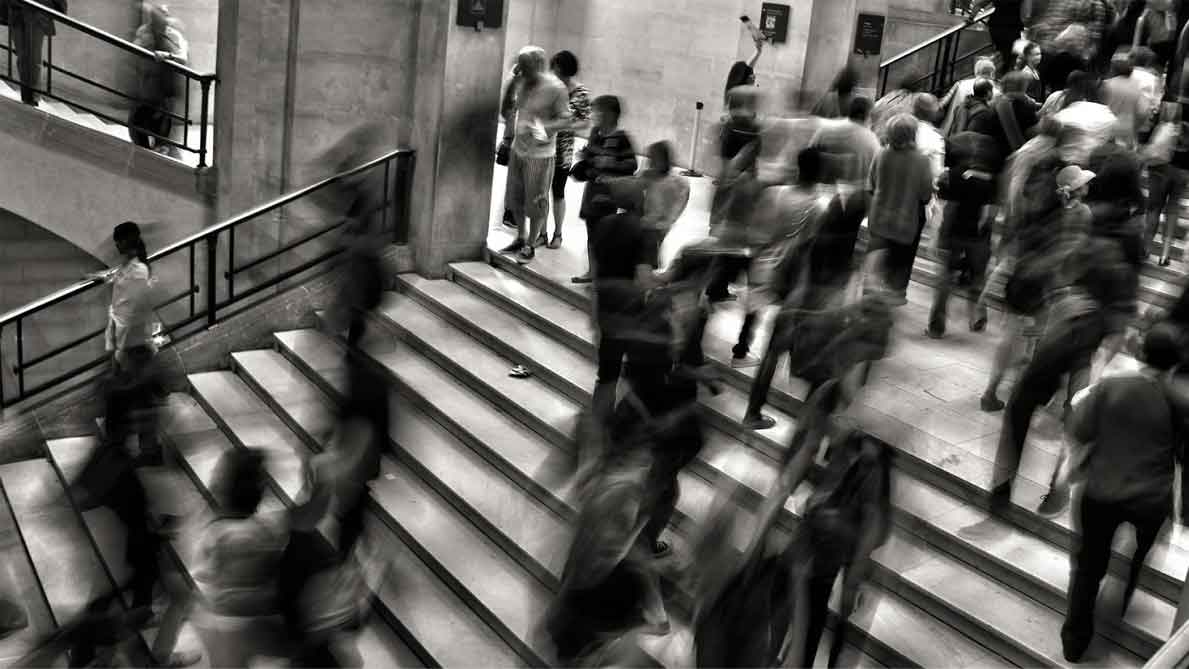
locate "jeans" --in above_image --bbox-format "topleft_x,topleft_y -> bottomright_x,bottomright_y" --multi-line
128,103 -> 174,149
11,14 -> 45,105
929,201 -> 991,334
992,314 -> 1104,510
1062,494 -> 1168,660
867,207 -> 926,300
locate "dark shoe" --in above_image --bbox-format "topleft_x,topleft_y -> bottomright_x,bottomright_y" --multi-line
518,245 -> 535,262
969,315 -> 987,332
742,414 -> 777,430
925,327 -> 945,339
547,234 -> 563,250
980,394 -> 1005,412
1160,256 -> 1172,267
500,239 -> 525,254
1036,487 -> 1069,517
534,234 -> 548,247
731,355 -> 760,369
571,273 -> 592,284
502,210 -> 517,228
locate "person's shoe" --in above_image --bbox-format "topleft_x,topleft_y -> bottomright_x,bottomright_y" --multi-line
742,414 -> 777,430
548,234 -> 563,249
500,239 -> 525,254
1160,255 -> 1172,267
517,245 -> 535,262
653,540 -> 673,558
155,649 -> 203,668
1036,486 -> 1069,517
509,365 -> 533,379
571,273 -> 592,284
502,210 -> 518,228
925,327 -> 945,339
969,315 -> 987,332
980,393 -> 1005,412
534,234 -> 548,247
731,355 -> 760,369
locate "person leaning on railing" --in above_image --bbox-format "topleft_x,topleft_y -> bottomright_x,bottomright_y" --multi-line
1,0 -> 67,106
129,3 -> 189,157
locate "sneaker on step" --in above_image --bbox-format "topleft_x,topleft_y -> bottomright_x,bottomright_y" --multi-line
517,245 -> 535,262
742,414 -> 777,430
500,239 -> 525,254
731,355 -> 760,369
1036,487 -> 1069,517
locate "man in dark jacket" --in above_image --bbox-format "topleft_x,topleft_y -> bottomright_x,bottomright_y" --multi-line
961,79 -> 998,136
5,0 -> 66,105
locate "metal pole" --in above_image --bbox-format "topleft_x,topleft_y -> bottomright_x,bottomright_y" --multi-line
205,236 -> 217,327
681,101 -> 704,178
198,79 -> 210,168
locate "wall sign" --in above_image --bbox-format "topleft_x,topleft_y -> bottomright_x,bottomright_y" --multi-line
854,13 -> 886,56
759,3 -> 791,44
457,0 -> 504,30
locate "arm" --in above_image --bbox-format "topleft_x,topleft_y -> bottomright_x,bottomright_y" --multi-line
1134,9 -> 1149,49
747,39 -> 764,70
1068,381 -> 1100,445
499,78 -> 518,142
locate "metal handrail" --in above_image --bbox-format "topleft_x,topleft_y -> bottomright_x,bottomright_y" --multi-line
0,147 -> 415,407
1144,618 -> 1189,668
880,7 -> 995,69
13,0 -> 214,81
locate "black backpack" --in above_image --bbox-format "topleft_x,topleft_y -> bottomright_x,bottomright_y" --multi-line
803,431 -> 892,559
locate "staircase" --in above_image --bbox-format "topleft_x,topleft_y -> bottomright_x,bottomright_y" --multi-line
0,237 -> 1181,666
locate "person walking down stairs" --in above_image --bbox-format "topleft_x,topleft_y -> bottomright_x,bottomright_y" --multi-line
129,4 -> 189,158
3,0 -> 66,106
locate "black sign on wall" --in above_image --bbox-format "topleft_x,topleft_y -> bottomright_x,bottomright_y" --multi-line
759,3 -> 791,44
854,13 -> 886,56
457,0 -> 504,29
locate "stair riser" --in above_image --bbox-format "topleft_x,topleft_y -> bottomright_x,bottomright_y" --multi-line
485,254 -> 1183,604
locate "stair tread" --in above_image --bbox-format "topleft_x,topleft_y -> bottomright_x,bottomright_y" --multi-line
0,459 -> 115,625
159,392 -> 518,668
387,277 -> 1156,662
0,461 -> 56,660
459,260 -> 1189,590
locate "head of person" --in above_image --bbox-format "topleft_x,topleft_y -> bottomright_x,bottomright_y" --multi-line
913,93 -> 940,125
591,95 -> 622,132
972,78 -> 995,102
847,96 -> 873,124
1066,70 -> 1099,103
1109,49 -> 1135,78
1019,41 -> 1042,69
1002,71 -> 1031,96
144,3 -> 171,33
549,50 -> 579,82
210,448 -> 267,518
516,46 -> 548,82
1056,164 -> 1095,203
833,65 -> 860,96
1133,46 -> 1157,71
974,57 -> 996,79
886,113 -> 918,150
113,221 -> 148,266
646,141 -> 674,176
796,146 -> 824,186
726,61 -> 756,96
726,86 -> 759,120
1144,323 -> 1183,371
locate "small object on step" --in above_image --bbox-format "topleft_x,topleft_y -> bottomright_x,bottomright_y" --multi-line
969,316 -> 987,333
571,273 -> 592,284
509,365 -> 533,379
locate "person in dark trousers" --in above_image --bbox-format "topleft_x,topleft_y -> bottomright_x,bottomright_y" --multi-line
129,4 -> 189,156
570,95 -> 638,283
1061,324 -> 1189,663
5,0 -> 65,105
970,0 -> 1032,75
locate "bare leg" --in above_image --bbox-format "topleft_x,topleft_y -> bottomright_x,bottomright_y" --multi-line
552,197 -> 566,239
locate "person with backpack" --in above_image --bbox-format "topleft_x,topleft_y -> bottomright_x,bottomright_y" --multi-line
1061,323 -> 1189,662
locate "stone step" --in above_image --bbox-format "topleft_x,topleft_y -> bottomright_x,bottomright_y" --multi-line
274,327 -> 923,668
0,456 -> 151,665
479,250 -> 1189,604
0,460 -> 56,665
377,281 -> 1148,666
184,372 -> 532,667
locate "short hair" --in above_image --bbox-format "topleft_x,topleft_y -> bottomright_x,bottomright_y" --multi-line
211,448 -> 267,517
550,50 -> 579,78
886,113 -> 918,150
972,78 -> 994,100
1110,49 -> 1135,77
797,147 -> 824,184
1133,46 -> 1157,69
974,57 -> 997,77
647,141 -> 674,173
848,96 -> 873,122
834,65 -> 860,95
1144,323 -> 1183,371
1002,71 -> 1031,94
592,95 -> 622,117
516,45 -> 547,71
913,93 -> 940,123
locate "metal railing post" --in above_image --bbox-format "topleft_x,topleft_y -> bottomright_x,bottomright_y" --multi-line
396,153 -> 414,244
205,235 -> 217,327
15,319 -> 24,399
6,4 -> 13,81
44,31 -> 51,95
198,79 -> 211,168
183,79 -> 191,150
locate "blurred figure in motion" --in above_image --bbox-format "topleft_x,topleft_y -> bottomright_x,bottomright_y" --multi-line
1061,324 -> 1188,662
939,58 -> 998,137
129,4 -> 189,157
811,65 -> 859,120
192,448 -> 289,668
570,95 -> 638,282
7,0 -> 65,105
1144,102 -> 1187,265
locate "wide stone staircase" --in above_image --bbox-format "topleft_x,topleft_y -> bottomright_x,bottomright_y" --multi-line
1,236 -> 1186,666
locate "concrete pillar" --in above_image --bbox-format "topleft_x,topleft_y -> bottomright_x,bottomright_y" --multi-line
801,0 -> 891,100
408,0 -> 510,277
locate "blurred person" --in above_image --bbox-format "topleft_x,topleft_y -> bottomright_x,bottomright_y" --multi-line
961,78 -> 998,136
599,141 -> 690,264
1087,130 -> 1147,268
1040,69 -> 1096,116
541,50 -> 591,249
1053,75 -> 1118,165
973,165 -> 1137,525
6,0 -> 65,106
192,449 -> 290,668
1016,40 -> 1045,100
721,24 -> 765,108
1032,0 -> 1115,71
940,57 -> 1000,136
991,71 -> 1041,157
811,65 -> 860,119
914,93 -> 947,180
1130,46 -> 1163,141
865,114 -> 935,303
928,127 -> 1002,338
1134,0 -> 1179,66
499,46 -> 572,263
1102,49 -> 1145,146
1144,101 -> 1186,265
129,4 -> 189,157
705,87 -> 762,301
810,96 -> 879,204
1060,324 -> 1188,662
970,0 -> 1033,74
1038,23 -> 1092,93
570,95 -> 637,283
741,148 -> 836,429
870,72 -> 924,142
